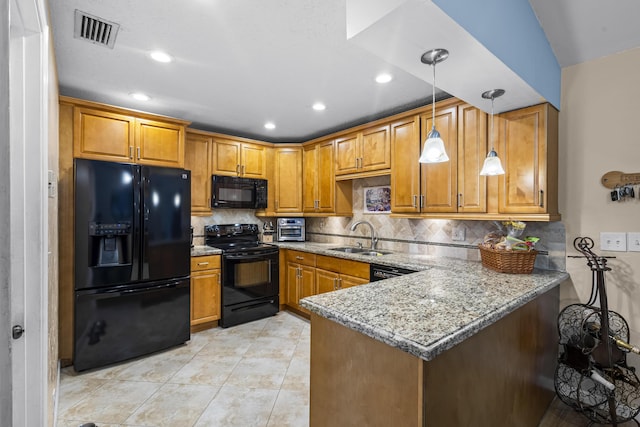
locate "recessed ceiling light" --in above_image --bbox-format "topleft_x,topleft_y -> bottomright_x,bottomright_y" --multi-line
312,102 -> 326,111
130,92 -> 150,101
375,73 -> 392,84
264,122 -> 276,130
150,50 -> 173,63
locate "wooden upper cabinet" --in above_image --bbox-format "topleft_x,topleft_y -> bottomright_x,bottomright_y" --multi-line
316,141 -> 335,212
185,131 -> 213,214
136,118 -> 185,167
71,100 -> 188,167
302,144 -> 318,212
304,140 -> 335,213
212,137 -> 266,178
335,133 -> 359,176
73,107 -> 135,162
335,124 -> 390,178
390,116 -> 421,213
420,105 -> 458,213
274,147 -> 303,213
498,103 -> 559,217
241,143 -> 266,178
457,103 -> 487,213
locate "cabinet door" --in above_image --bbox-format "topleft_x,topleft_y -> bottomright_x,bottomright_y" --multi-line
457,104 -> 487,213
73,107 -> 135,162
340,274 -> 369,289
302,145 -> 318,212
190,269 -> 221,325
286,262 -> 300,308
299,265 -> 316,301
185,133 -> 212,214
316,269 -> 340,294
420,106 -> 458,212
498,104 -> 549,214
335,133 -> 359,176
241,143 -> 266,178
212,138 -> 241,176
360,124 -> 390,172
391,117 -> 421,213
136,118 -> 185,167
316,141 -> 335,212
274,147 -> 303,213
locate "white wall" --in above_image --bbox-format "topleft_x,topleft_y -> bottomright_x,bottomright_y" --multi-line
0,0 -> 12,424
559,47 -> 640,353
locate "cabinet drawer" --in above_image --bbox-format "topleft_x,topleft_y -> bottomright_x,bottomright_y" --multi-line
286,250 -> 316,267
191,255 -> 221,272
316,255 -> 369,280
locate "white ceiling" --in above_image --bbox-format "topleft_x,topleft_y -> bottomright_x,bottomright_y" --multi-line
49,0 -> 640,143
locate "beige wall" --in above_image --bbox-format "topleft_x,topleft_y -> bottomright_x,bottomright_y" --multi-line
559,47 -> 640,352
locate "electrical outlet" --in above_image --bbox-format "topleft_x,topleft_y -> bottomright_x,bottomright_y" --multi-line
600,232 -> 627,252
452,226 -> 465,242
628,232 -> 640,252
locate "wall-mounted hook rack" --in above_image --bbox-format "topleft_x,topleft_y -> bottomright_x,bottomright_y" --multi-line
601,171 -> 640,188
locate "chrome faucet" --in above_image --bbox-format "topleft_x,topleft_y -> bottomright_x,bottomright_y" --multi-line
350,220 -> 378,250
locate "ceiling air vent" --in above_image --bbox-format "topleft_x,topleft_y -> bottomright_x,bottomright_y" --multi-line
73,10 -> 120,49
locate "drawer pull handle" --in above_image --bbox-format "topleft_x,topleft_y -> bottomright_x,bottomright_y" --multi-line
197,262 -> 209,266
296,256 -> 304,260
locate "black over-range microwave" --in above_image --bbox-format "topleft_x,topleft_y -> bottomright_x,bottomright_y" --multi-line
211,175 -> 267,209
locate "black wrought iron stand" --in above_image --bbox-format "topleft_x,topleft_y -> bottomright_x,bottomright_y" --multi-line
554,237 -> 640,426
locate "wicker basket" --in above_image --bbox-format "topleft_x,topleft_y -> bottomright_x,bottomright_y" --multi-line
478,245 -> 537,274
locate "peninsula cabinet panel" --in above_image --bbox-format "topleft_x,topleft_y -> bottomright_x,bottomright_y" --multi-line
185,132 -> 213,214
390,117 -> 421,213
73,107 -> 135,162
274,147 -> 303,213
420,104 -> 458,213
498,103 -> 559,217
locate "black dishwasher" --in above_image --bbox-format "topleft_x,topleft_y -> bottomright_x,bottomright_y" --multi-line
370,263 -> 417,281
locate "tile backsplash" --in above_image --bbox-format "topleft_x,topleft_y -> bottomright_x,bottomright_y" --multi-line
191,176 -> 566,271
305,176 -> 566,271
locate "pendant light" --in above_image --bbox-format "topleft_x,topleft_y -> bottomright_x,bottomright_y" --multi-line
479,89 -> 506,176
419,49 -> 450,163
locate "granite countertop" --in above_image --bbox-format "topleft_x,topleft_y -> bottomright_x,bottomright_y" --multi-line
272,241 -> 471,272
190,245 -> 222,257
286,241 -> 569,362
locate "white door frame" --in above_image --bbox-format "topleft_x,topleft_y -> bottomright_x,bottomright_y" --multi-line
6,0 -> 50,425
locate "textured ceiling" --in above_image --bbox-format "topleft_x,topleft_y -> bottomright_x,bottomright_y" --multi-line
49,0 -> 640,142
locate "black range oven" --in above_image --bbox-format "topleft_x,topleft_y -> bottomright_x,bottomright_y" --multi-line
205,224 -> 279,327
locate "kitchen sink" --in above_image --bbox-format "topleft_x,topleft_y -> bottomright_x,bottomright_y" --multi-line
329,247 -> 392,256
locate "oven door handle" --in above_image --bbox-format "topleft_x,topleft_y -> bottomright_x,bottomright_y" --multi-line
224,252 -> 279,261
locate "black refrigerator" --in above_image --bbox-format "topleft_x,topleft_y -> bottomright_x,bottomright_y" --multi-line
74,158 -> 191,371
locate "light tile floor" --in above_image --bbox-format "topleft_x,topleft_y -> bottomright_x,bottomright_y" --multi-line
57,310 -> 636,427
57,311 -> 310,427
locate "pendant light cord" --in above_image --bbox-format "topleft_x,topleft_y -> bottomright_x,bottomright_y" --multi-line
431,63 -> 436,130
490,96 -> 494,150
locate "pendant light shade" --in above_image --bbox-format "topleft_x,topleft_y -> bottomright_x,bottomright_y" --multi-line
419,48 -> 449,164
479,89 -> 506,176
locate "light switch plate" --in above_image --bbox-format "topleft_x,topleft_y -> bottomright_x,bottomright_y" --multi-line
600,232 -> 627,252
628,232 -> 640,252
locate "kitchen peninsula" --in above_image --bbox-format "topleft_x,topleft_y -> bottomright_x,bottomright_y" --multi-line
299,251 -> 569,427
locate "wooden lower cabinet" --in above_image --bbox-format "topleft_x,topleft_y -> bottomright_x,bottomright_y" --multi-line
190,255 -> 221,331
309,286 -> 559,426
284,250 -> 370,316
